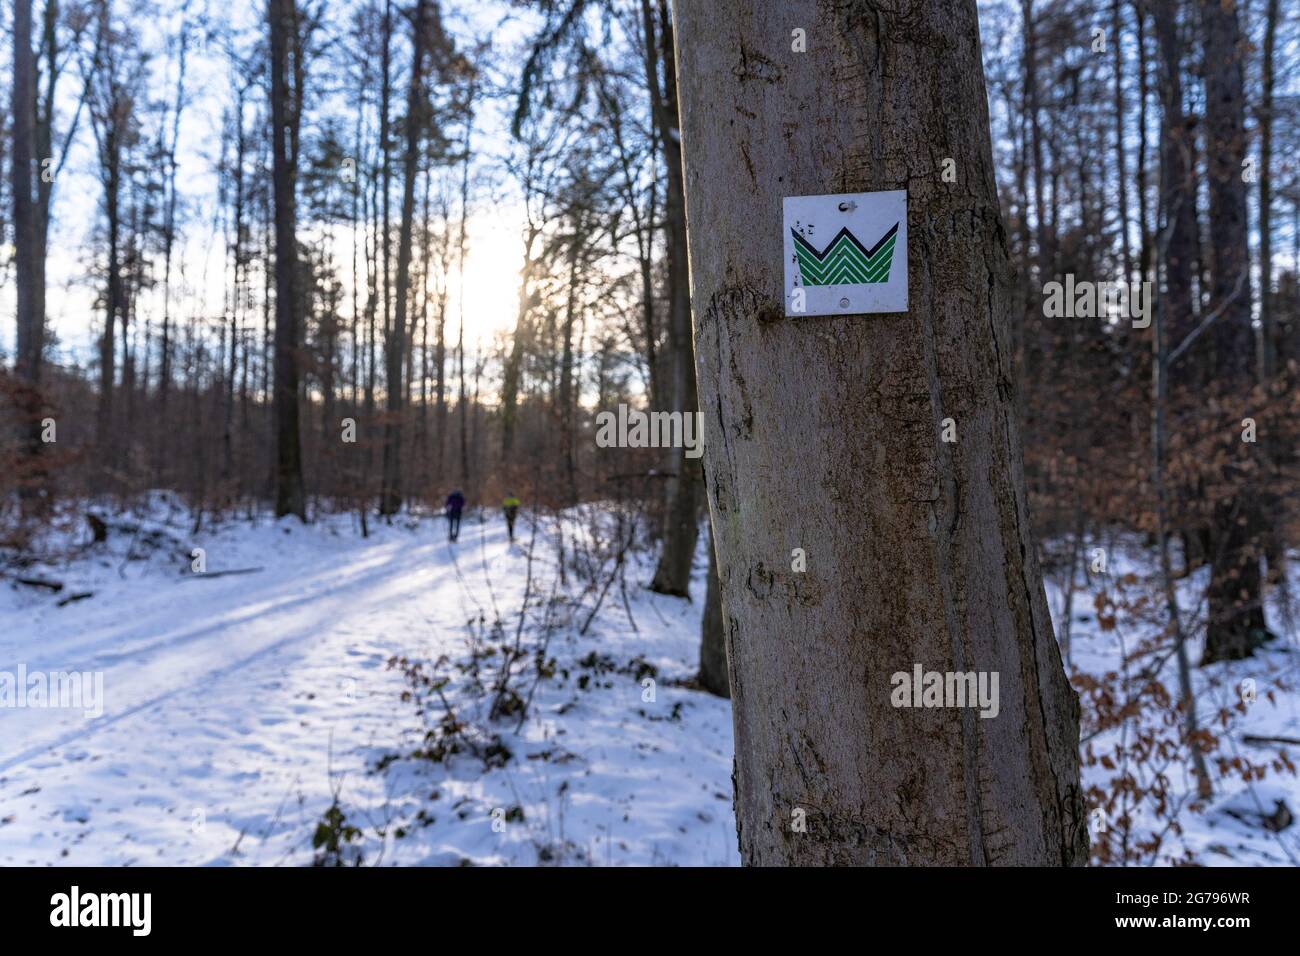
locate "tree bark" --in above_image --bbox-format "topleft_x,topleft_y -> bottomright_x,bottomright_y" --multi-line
11,0 -> 43,471
380,0 -> 432,516
557,233 -> 582,504
1257,0 -> 1286,584
1258,0 -> 1279,379
269,0 -> 306,520
648,0 -> 701,597
455,83 -> 473,491
96,123 -> 123,466
501,222 -> 537,459
1198,0 -> 1268,662
1153,0 -> 1195,343
674,0 -> 1086,865
699,520 -> 729,698
1111,0 -> 1132,281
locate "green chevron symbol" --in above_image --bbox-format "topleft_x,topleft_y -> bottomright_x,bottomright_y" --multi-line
792,222 -> 899,286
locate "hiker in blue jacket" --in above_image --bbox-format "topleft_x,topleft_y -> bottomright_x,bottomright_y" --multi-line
445,489 -> 465,542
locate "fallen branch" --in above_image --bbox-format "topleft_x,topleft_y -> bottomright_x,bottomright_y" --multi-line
15,576 -> 63,592
179,567 -> 265,580
1241,734 -> 1300,748
57,592 -> 94,607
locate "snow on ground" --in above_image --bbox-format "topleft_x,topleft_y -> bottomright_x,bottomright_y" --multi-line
2,498 -> 1297,866
1043,534 -> 1300,866
0,500 -> 737,866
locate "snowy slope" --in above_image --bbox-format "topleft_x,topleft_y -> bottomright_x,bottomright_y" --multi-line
1044,535 -> 1300,866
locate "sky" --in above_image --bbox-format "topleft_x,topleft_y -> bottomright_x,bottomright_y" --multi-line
0,0 -> 535,373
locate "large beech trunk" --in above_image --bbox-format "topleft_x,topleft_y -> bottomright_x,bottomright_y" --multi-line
673,0 -> 1086,865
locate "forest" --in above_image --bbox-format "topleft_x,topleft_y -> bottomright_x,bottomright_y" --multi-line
1,0 -> 1299,869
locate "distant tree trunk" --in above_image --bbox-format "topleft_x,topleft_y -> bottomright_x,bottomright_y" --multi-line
1153,0 -> 1195,340
557,233 -> 582,504
32,0 -> 60,426
457,315 -> 469,489
1153,0 -> 1210,574
350,107 -> 363,412
1022,0 -> 1050,283
364,145 -> 379,419
224,90 -> 248,493
380,0 -> 432,516
268,0 -> 306,520
628,19 -> 666,421
434,283 -> 448,480
501,224 -> 537,459
1198,0 -> 1267,662
1258,0 -> 1279,379
1112,0 -> 1132,281
416,161 -> 433,476
11,0 -> 43,473
456,82 -> 473,491
674,0 -> 1087,865
97,126 -> 124,465
648,0 -> 700,597
1258,0 -> 1286,583
158,24 -> 188,428
379,0 -> 393,417
699,520 -> 729,698
1133,0 -> 1151,281
1152,198 -> 1214,800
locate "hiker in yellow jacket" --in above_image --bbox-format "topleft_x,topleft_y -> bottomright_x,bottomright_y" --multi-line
502,494 -> 521,541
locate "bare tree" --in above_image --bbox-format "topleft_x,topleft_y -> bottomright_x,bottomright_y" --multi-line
699,518 -> 727,698
10,0 -> 42,476
1199,0 -> 1268,662
379,0 -> 438,516
644,0 -> 699,598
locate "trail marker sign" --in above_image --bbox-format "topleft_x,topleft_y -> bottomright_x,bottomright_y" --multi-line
783,190 -> 907,317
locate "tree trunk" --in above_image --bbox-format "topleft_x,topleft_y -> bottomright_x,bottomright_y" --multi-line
456,84 -> 473,491
501,225 -> 536,459
557,234 -> 581,504
158,25 -> 188,430
673,0 -> 1086,865
1133,0 -> 1151,281
1258,0 -> 1286,584
1153,0 -> 1195,342
434,286 -> 448,481
11,0 -> 43,471
268,0 -> 306,520
648,0 -> 700,597
1111,0 -> 1132,281
380,0 -> 431,516
1258,0 -> 1279,379
1198,0 -> 1267,662
98,138 -> 123,465
699,520 -> 729,698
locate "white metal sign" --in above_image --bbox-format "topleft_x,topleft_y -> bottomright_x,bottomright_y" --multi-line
783,190 -> 908,317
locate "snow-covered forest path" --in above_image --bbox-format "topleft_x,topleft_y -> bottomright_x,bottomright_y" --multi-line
7,504 -> 1299,867
0,509 -> 739,866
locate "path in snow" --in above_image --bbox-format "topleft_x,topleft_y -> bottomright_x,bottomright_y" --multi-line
0,510 -> 740,866
0,515 -> 521,864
